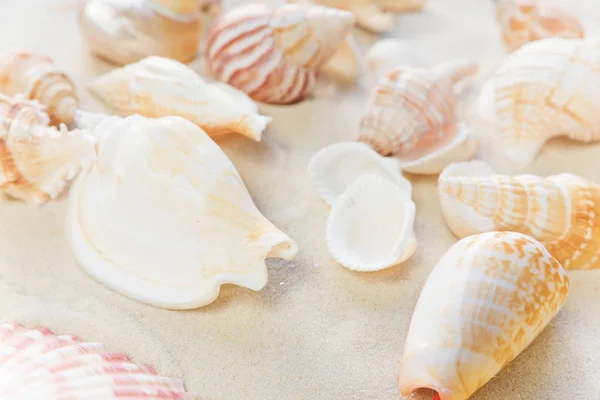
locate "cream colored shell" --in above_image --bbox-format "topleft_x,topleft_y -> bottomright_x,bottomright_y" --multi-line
399,231 -> 569,400
0,94 -> 95,205
88,56 -> 271,141
67,115 -> 297,309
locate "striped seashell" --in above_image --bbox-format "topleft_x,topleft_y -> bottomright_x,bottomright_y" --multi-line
205,3 -> 354,104
0,94 -> 95,205
497,0 -> 584,52
476,38 -> 600,169
0,51 -> 78,125
399,232 -> 569,400
439,161 -> 600,270
0,321 -> 194,399
357,60 -> 478,174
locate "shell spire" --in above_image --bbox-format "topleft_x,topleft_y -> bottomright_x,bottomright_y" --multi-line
399,232 -> 569,400
432,59 -> 479,87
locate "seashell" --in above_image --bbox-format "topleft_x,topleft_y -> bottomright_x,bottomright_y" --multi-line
496,0 -> 584,52
67,114 -> 297,309
357,61 -> 479,174
366,39 -> 427,79
0,321 -> 194,399
79,0 -> 203,66
88,56 -> 271,141
309,142 -> 411,206
0,94 -> 95,205
0,51 -> 78,125
326,174 -> 416,271
439,160 -> 600,270
205,3 -> 354,104
398,231 -> 569,400
475,38 -> 600,169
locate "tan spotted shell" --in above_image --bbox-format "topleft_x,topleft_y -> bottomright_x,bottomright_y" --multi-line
0,94 -> 95,204
497,0 -> 584,52
0,51 -> 78,125
439,161 -> 600,270
205,3 -> 354,104
398,231 -> 569,400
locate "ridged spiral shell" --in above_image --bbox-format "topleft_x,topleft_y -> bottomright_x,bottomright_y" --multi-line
0,51 -> 78,125
205,3 -> 354,104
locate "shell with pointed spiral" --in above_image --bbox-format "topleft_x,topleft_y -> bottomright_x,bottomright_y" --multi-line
439,160 -> 600,270
0,94 -> 95,205
205,3 -> 354,104
0,321 -> 194,399
398,232 -> 569,400
496,0 -> 584,52
0,51 -> 78,125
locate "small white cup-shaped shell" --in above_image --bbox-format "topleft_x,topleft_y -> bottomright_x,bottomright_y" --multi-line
326,174 -> 417,271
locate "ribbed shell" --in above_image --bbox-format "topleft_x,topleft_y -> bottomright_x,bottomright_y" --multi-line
0,94 -> 95,204
205,4 -> 353,104
357,61 -> 478,158
439,165 -> 600,270
490,38 -> 600,168
497,0 -> 584,52
398,232 -> 569,400
0,51 -> 78,125
0,321 -> 194,399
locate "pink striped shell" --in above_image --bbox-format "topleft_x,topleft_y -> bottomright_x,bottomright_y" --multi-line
205,3 -> 354,104
0,321 -> 194,399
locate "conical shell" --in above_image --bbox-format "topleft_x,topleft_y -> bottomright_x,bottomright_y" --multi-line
79,0 -> 203,66
326,174 -> 416,271
67,115 -> 297,309
88,56 -> 271,141
309,142 -> 411,206
476,38 -> 600,169
357,61 -> 478,174
0,95 -> 95,205
497,0 -> 584,52
0,51 -> 78,125
398,232 -> 569,400
439,160 -> 600,270
0,321 -> 194,399
205,3 -> 354,104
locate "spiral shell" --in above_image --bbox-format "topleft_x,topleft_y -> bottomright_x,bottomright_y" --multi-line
0,94 -> 95,204
439,161 -> 600,270
0,51 -> 78,125
205,3 -> 354,104
497,0 -> 584,52
399,232 -> 569,400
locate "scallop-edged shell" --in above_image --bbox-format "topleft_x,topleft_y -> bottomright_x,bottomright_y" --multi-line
326,174 -> 416,271
205,3 -> 354,104
497,0 -> 584,52
439,160 -> 600,270
0,95 -> 95,205
476,38 -> 600,169
88,56 -> 271,141
0,321 -> 194,399
357,61 -> 478,174
67,115 -> 297,309
0,51 -> 78,125
309,142 -> 411,206
399,232 -> 569,400
79,0 -> 203,66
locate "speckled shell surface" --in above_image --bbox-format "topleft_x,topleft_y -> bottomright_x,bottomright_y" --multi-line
398,232 -> 569,400
205,3 -> 353,104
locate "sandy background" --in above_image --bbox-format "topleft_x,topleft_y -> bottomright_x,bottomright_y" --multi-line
1,0 -> 600,399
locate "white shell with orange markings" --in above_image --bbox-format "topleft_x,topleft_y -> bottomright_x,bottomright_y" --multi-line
398,232 -> 569,400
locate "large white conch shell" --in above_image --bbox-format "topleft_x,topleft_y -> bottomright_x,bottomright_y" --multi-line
439,160 -> 600,270
205,3 -> 354,104
67,115 -> 297,309
88,56 -> 271,141
476,38 -> 600,169
399,231 -> 569,400
0,321 -> 194,399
